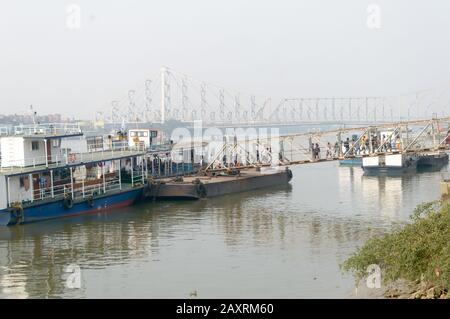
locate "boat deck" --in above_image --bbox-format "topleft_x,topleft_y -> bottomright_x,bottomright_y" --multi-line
0,149 -> 147,176
160,168 -> 275,183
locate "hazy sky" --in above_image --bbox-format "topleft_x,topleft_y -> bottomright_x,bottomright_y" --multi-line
1,0 -> 450,119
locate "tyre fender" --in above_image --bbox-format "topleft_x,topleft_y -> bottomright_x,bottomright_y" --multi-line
64,195 -> 74,209
196,182 -> 207,198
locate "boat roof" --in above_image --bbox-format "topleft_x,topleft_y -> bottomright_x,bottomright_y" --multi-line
0,123 -> 83,140
128,128 -> 160,131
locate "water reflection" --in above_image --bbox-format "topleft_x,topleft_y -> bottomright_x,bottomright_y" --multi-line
0,162 -> 448,298
0,212 -> 154,298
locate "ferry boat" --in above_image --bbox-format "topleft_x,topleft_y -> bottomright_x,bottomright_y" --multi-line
362,151 -> 448,175
362,152 -> 420,175
0,123 -> 159,226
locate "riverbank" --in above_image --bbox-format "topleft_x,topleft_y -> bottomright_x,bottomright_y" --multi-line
343,200 -> 450,299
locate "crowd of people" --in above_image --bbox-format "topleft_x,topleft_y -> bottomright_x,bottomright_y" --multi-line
310,132 -> 403,161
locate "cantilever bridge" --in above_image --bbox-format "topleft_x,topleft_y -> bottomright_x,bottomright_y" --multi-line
95,67 -> 450,127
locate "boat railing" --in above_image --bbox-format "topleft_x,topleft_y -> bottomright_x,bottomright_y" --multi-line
3,123 -> 83,137
73,179 -> 122,198
130,169 -> 145,187
0,144 -> 147,173
65,145 -> 146,165
90,141 -> 147,152
30,177 -> 123,203
148,142 -> 173,152
32,182 -> 73,201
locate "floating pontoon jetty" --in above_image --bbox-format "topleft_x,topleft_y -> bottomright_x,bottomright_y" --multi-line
148,167 -> 293,200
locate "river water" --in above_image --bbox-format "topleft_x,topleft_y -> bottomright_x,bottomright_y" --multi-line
0,161 -> 448,298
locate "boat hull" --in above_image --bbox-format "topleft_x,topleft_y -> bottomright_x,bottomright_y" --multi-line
339,158 -> 362,166
362,163 -> 418,176
0,188 -> 143,226
417,153 -> 449,168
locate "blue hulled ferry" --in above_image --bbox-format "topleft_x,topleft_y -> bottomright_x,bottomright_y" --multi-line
0,123 -> 161,226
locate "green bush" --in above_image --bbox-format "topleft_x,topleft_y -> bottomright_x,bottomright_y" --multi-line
342,201 -> 450,291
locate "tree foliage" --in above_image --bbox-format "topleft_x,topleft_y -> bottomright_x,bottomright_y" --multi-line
342,201 -> 450,291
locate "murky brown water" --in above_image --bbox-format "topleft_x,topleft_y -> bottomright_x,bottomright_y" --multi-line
0,161 -> 448,298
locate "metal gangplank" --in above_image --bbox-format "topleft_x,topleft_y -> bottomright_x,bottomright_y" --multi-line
201,117 -> 450,171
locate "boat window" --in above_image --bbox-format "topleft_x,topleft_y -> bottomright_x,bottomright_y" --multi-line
31,141 -> 39,151
87,136 -> 103,150
130,131 -> 136,137
52,139 -> 61,148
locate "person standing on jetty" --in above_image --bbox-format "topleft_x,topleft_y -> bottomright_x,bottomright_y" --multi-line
344,138 -> 350,154
326,142 -> 333,159
334,141 -> 340,157
396,136 -> 402,150
315,143 -> 321,160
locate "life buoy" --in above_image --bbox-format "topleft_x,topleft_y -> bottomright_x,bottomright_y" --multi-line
64,195 -> 74,209
87,195 -> 94,207
196,182 -> 207,198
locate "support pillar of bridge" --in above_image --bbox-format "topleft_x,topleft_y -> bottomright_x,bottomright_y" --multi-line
160,66 -> 170,124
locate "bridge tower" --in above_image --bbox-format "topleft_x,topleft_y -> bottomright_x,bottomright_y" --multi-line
161,67 -> 171,124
